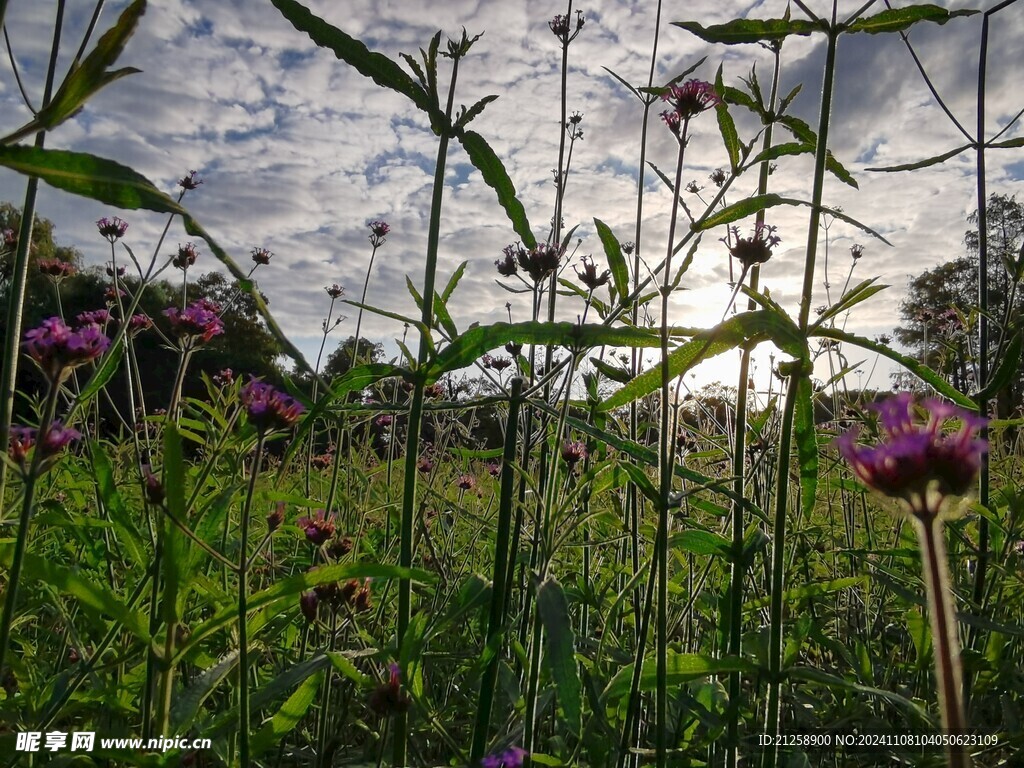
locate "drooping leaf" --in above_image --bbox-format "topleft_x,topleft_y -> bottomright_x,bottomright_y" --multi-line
269,0 -> 436,119
597,310 -> 804,412
694,193 -> 790,231
457,129 -> 537,248
810,327 -> 974,407
0,146 -> 185,214
250,671 -> 324,756
171,651 -> 239,732
811,278 -> 889,327
537,577 -> 582,737
714,65 -> 742,171
669,529 -> 733,559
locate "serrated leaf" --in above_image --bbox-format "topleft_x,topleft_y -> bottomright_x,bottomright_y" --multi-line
694,193 -> 790,230
593,218 -> 630,302
845,5 -> 978,34
793,375 -> 818,519
672,17 -> 822,45
0,146 -> 185,214
810,278 -> 888,328
537,577 -> 581,737
442,260 -> 468,303
456,94 -> 498,128
866,142 -> 972,172
457,129 -> 536,248
2,1 -> 145,143
597,310 -> 804,412
269,0 -> 438,120
590,356 -> 632,384
715,75 -> 742,172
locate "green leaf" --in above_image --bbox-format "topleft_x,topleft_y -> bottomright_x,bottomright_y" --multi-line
694,193 -> 790,231
268,0 -> 436,119
2,1 -> 145,143
76,337 -> 125,404
714,66 -> 742,171
171,651 -> 239,732
672,17 -> 823,45
789,666 -> 934,725
845,5 -> 978,34
433,291 -> 458,337
456,94 -> 499,129
0,552 -> 150,641
590,356 -> 632,384
457,129 -> 536,248
866,142 -> 972,173
619,462 -> 660,507
428,321 -> 661,379
669,529 -> 733,559
745,141 -> 812,168
537,577 -> 582,737
603,652 -> 756,703
810,327 -> 974,408
176,564 -> 433,662
250,671 -> 324,756
597,310 -> 804,412
441,260 -> 468,303
593,218 -> 630,302
987,136 -> 1024,150
91,441 -> 145,569
793,375 -> 818,519
810,278 -> 888,329
602,66 -> 643,101
0,146 -> 185,214
976,330 -> 1022,402
743,577 -> 866,612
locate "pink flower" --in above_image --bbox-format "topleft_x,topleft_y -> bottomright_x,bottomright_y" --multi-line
23,317 -> 110,383
172,243 -> 199,270
297,509 -> 336,546
727,223 -> 781,268
164,300 -> 224,346
96,216 -> 128,241
835,393 -> 987,519
37,258 -> 76,279
241,378 -> 305,433
660,80 -> 720,138
368,220 -> 390,247
178,170 -> 203,190
251,247 -> 273,265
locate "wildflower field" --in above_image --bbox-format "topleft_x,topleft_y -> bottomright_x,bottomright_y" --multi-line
1,1 -> 1023,767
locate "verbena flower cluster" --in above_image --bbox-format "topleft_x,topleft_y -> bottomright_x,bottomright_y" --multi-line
660,79 -> 720,138
835,393 -> 987,519
481,746 -> 527,768
8,421 -> 80,471
164,299 -> 223,345
240,377 -> 305,433
23,317 -> 110,383
728,223 -> 781,268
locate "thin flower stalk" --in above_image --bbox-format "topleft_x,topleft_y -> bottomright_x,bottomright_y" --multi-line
727,43 -> 783,768
0,0 -> 65,508
763,8 -> 840,766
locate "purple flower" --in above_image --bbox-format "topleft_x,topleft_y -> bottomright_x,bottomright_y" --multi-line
561,440 -> 588,468
128,314 -> 152,336
23,317 -> 110,383
495,244 -> 520,277
75,309 -> 112,328
481,746 -> 527,768
368,220 -> 390,247
178,170 -> 203,191
142,464 -> 165,505
456,474 -> 476,491
37,258 -> 76,279
517,243 -> 563,283
549,10 -> 584,42
299,591 -> 318,622
835,393 -> 987,519
164,300 -> 224,346
575,255 -> 611,291
660,80 -> 720,137
368,662 -> 410,717
417,455 -> 434,474
241,377 -> 305,433
96,216 -> 128,242
251,247 -> 273,266
297,509 -> 336,546
172,243 -> 199,270
727,223 -> 781,269
8,421 -> 81,472
325,284 -> 345,299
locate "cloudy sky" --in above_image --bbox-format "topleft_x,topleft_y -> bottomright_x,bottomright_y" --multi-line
1,0 -> 1021,394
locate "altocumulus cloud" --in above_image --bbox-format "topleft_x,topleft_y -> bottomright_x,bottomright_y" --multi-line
0,0 -> 1020,389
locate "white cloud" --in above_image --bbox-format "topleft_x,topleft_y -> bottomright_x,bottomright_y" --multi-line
0,0 -> 1020,392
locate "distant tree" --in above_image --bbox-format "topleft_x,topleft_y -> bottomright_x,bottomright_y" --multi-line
322,335 -> 384,379
893,194 -> 1023,414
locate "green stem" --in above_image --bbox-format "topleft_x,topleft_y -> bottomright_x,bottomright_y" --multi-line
394,46 -> 461,768
238,433 -> 266,768
470,377 -> 523,763
0,379 -> 61,675
763,14 -> 839,768
915,514 -> 970,768
727,44 -> 782,768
